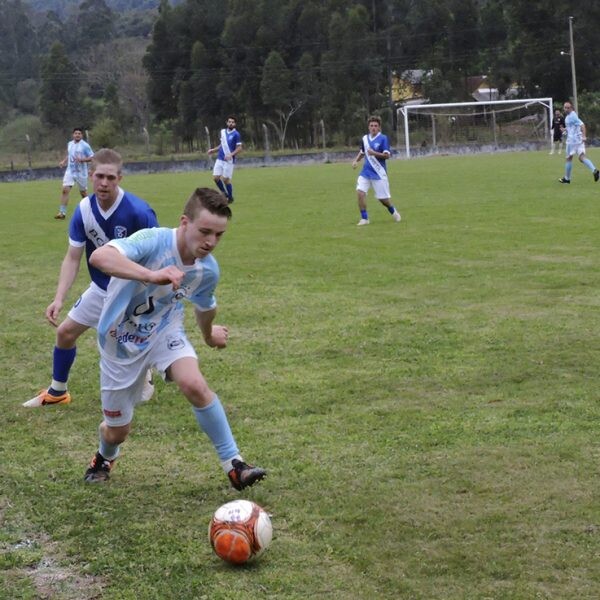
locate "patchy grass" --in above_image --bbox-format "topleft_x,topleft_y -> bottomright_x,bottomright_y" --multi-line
1,150 -> 600,599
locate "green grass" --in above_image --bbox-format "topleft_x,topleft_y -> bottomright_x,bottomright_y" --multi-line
1,151 -> 600,599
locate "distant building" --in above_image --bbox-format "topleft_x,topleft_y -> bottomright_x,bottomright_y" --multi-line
468,75 -> 520,102
391,70 -> 432,104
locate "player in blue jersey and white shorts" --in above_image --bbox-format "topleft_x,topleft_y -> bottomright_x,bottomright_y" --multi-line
83,187 -> 266,491
352,115 -> 401,226
207,116 -> 242,203
24,149 -> 158,408
55,128 -> 95,220
558,101 -> 599,184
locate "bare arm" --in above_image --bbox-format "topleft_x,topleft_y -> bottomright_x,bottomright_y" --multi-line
46,245 -> 85,326
352,150 -> 364,169
90,245 -> 185,289
194,307 -> 228,348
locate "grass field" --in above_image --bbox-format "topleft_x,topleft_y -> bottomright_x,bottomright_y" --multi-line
1,151 -> 600,599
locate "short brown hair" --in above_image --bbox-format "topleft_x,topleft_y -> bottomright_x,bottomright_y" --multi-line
183,188 -> 232,220
368,115 -> 382,126
92,148 -> 123,173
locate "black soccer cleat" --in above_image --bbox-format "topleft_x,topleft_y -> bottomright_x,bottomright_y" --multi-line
558,177 -> 570,184
228,459 -> 266,491
84,452 -> 116,483
594,169 -> 599,182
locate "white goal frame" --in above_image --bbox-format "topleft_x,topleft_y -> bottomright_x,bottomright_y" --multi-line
398,98 -> 554,158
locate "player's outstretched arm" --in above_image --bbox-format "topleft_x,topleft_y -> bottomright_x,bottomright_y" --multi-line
194,307 -> 228,349
352,151 -> 364,169
90,245 -> 185,289
46,245 -> 85,327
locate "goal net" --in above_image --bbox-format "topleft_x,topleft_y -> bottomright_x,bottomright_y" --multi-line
397,98 -> 553,158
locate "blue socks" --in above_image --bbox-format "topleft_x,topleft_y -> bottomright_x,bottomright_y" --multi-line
192,395 -> 239,462
225,183 -> 233,200
360,209 -> 368,220
48,346 -> 76,395
215,179 -> 226,194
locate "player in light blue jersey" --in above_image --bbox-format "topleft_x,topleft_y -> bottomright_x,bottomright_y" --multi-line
55,128 -> 95,220
83,187 -> 266,491
558,101 -> 599,184
351,115 -> 401,226
24,149 -> 158,408
207,116 -> 242,203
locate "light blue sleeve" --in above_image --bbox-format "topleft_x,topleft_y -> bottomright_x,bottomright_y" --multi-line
107,227 -> 162,264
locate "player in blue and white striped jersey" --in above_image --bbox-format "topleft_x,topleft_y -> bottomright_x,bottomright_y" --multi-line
351,115 -> 401,226
207,116 -> 242,203
84,187 -> 266,490
24,149 -> 158,408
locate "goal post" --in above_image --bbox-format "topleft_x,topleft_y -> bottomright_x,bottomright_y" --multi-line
397,98 -> 554,158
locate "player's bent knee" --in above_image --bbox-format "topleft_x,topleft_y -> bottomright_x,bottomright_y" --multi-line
101,422 -> 130,445
178,378 -> 214,408
56,320 -> 87,347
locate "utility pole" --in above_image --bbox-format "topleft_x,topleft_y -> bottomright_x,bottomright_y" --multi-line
568,16 -> 577,113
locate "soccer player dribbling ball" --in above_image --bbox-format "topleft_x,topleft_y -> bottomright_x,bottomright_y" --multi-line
83,187 -> 266,491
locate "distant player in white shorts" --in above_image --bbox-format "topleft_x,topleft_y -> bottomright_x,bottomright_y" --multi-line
558,101 -> 599,184
24,149 -> 158,408
351,115 -> 401,226
55,128 -> 94,219
82,187 -> 266,491
207,116 -> 242,203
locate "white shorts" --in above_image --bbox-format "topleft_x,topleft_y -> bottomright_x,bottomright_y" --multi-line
212,158 -> 235,180
67,282 -> 106,328
63,169 -> 88,191
99,321 -> 197,426
566,142 -> 586,157
356,175 -> 391,200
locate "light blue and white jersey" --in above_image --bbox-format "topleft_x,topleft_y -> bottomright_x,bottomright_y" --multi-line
564,111 -> 584,145
69,188 -> 158,290
67,139 -> 94,176
97,227 -> 219,363
358,133 -> 390,180
217,128 -> 242,162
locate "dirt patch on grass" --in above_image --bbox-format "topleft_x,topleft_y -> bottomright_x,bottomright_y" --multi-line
5,535 -> 106,599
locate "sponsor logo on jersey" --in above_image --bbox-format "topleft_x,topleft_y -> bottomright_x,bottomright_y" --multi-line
114,226 -> 127,238
137,321 -> 156,334
167,335 -> 185,350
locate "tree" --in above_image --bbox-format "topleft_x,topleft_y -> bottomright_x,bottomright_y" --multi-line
76,0 -> 115,47
260,50 -> 303,149
39,42 -> 81,128
0,0 -> 39,111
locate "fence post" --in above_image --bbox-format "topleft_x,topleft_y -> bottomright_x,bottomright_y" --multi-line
262,123 -> 272,164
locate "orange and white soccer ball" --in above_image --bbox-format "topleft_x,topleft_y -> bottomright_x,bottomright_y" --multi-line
208,499 -> 272,565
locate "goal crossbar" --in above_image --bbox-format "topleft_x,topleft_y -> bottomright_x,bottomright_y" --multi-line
398,98 -> 553,158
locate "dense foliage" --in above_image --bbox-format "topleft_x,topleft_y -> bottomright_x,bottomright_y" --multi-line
3,0 -> 600,153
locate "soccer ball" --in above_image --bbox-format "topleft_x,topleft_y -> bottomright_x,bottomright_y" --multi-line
208,499 -> 272,565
